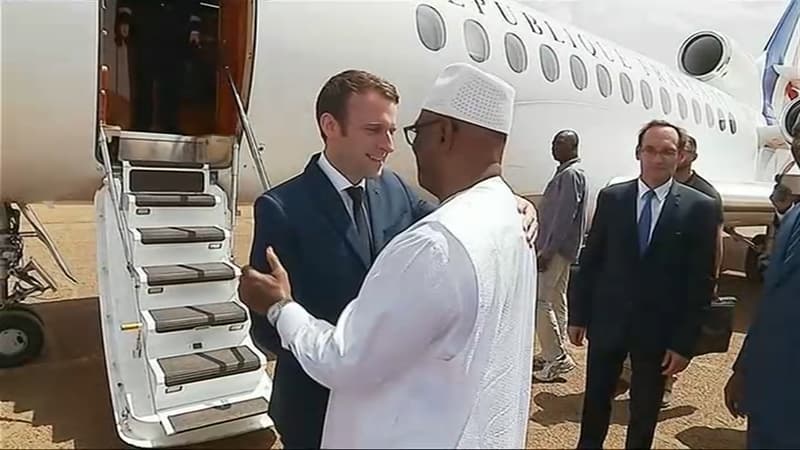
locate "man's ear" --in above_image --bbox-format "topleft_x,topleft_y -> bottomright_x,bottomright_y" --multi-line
635,147 -> 641,161
320,113 -> 341,139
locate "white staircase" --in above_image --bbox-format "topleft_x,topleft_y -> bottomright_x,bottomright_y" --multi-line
93,128 -> 273,448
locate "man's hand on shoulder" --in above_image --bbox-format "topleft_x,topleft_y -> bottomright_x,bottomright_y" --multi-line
516,196 -> 538,248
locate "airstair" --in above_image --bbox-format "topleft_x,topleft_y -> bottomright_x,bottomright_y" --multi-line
93,73 -> 273,447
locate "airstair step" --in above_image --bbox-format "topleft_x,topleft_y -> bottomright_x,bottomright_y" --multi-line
128,168 -> 205,193
150,302 -> 247,333
138,226 -> 225,245
128,160 -> 206,169
158,346 -> 261,387
134,193 -> 216,208
167,397 -> 269,435
142,262 -> 236,287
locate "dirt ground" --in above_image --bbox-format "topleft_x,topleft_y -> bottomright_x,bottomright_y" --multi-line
0,204 -> 757,449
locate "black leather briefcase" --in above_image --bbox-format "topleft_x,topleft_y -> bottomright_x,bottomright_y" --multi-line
693,296 -> 738,357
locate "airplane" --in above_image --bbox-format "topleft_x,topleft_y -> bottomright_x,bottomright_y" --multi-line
2,0 -> 799,447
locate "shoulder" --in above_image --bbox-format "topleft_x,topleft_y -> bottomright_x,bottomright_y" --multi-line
253,173 -> 307,216
675,182 -> 714,205
386,221 -> 472,272
599,179 -> 634,200
374,167 -> 415,196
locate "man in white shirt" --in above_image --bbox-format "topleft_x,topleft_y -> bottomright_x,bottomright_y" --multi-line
239,63 -> 537,449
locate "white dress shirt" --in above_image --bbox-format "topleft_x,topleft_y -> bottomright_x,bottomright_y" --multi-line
269,176 -> 536,449
637,177 -> 673,242
317,151 -> 372,237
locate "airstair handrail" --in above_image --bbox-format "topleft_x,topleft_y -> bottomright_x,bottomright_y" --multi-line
225,66 -> 271,192
97,127 -> 136,279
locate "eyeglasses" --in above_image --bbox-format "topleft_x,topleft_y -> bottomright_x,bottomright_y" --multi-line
403,120 -> 441,146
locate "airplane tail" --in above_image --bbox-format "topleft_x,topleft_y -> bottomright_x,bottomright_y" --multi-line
761,0 -> 800,125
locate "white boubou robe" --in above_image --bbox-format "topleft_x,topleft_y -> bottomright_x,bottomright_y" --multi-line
269,176 -> 537,449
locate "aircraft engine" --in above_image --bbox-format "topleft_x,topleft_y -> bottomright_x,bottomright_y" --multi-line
677,30 -> 761,109
779,97 -> 800,143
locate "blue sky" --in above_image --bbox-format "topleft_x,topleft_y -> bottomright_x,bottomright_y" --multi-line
522,0 -> 790,68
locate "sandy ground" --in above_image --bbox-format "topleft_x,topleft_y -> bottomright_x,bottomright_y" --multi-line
0,204 -> 758,449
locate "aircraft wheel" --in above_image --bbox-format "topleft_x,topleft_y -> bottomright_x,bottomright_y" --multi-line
0,307 -> 44,368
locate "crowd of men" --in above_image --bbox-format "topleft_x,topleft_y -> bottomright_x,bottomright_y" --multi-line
236,62 -> 800,449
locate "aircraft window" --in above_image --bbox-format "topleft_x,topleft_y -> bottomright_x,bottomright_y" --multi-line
570,55 -> 588,91
659,87 -> 672,115
504,32 -> 527,73
692,98 -> 702,124
620,72 -> 634,104
416,4 -> 446,51
677,93 -> 688,120
540,44 -> 560,82
705,103 -> 714,128
596,64 -> 612,98
641,80 -> 653,110
729,112 -> 737,134
464,19 -> 490,63
718,109 -> 727,132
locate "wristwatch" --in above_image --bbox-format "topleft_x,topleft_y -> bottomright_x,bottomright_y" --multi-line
267,297 -> 294,326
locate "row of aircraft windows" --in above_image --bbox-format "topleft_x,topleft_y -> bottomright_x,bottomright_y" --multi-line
416,4 -> 738,136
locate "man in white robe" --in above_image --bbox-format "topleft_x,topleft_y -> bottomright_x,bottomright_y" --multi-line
238,63 -> 537,449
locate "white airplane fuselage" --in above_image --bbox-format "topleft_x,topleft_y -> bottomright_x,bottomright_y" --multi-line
1,0 -> 793,224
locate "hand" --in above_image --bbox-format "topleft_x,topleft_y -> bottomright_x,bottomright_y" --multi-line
237,246 -> 292,315
516,197 -> 538,248
568,326 -> 586,346
724,370 -> 745,418
537,252 -> 552,272
119,23 -> 130,38
189,30 -> 200,46
661,349 -> 689,376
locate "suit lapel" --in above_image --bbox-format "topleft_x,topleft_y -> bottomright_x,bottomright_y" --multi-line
365,179 -> 388,254
622,181 -> 641,259
303,154 -> 371,269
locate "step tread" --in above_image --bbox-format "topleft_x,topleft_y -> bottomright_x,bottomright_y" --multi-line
168,397 -> 269,434
133,193 -> 216,208
150,302 -> 247,333
158,346 -> 261,387
141,262 -> 235,287
137,226 -> 226,245
127,160 -> 206,169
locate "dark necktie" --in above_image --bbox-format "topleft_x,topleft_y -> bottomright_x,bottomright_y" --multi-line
638,190 -> 655,256
346,186 -> 372,259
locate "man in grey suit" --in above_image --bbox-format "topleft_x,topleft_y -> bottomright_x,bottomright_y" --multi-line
724,119 -> 800,449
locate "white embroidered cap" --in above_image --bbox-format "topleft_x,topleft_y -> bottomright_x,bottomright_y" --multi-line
421,63 -> 516,135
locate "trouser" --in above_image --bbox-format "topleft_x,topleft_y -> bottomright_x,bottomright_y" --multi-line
132,50 -> 183,134
535,253 -> 571,361
620,355 -> 676,394
578,344 -> 667,449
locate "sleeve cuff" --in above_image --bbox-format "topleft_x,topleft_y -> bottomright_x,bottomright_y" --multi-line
275,302 -> 311,348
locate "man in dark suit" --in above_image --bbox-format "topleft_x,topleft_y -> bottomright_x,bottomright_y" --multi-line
724,121 -> 800,448
248,69 -> 537,449
568,120 -> 718,449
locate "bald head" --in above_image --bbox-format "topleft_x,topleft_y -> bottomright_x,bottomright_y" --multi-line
552,129 -> 579,163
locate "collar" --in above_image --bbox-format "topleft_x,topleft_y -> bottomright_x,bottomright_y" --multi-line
317,150 -> 366,193
638,177 -> 673,202
556,157 -> 581,173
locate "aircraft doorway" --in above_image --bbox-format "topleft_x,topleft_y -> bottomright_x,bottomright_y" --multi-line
100,0 -> 254,137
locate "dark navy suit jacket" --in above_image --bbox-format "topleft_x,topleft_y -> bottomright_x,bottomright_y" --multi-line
736,203 -> 800,444
569,179 -> 718,358
248,152 -> 436,448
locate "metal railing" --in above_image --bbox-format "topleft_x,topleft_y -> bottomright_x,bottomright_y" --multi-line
97,127 -> 136,280
225,66 -> 271,192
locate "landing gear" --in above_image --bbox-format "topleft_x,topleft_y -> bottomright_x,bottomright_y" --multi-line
0,305 -> 44,368
0,202 -> 76,368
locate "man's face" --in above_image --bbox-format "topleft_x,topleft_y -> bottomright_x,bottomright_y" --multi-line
678,142 -> 697,170
404,110 -> 446,194
551,135 -> 571,161
329,90 -> 397,179
636,126 -> 679,185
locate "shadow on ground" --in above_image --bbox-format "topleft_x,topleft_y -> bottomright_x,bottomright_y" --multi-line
0,297 -> 278,449
676,426 -> 746,449
531,392 -> 697,427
